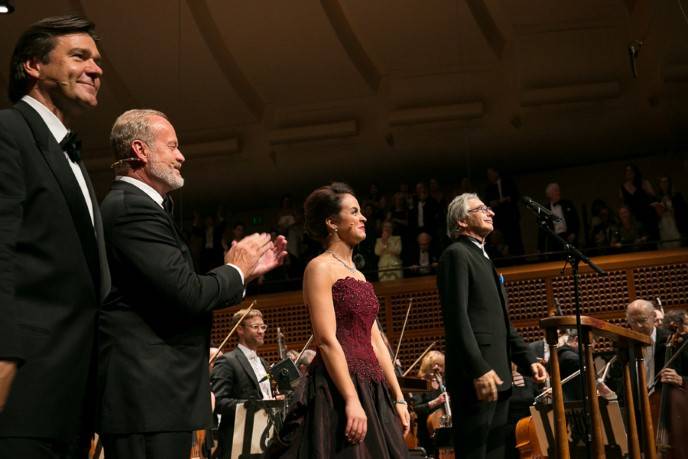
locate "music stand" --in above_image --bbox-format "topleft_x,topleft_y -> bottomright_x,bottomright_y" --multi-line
231,399 -> 286,459
530,399 -> 627,459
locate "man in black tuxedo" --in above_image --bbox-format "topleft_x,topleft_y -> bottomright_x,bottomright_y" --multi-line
210,308 -> 275,459
537,182 -> 580,255
406,231 -> 440,277
438,193 -> 547,459
97,109 -> 287,459
0,16 -> 110,459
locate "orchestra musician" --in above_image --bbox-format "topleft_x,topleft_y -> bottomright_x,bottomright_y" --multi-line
625,300 -> 688,458
410,350 -> 448,458
654,307 -> 688,458
210,308 -> 278,459
96,109 -> 287,459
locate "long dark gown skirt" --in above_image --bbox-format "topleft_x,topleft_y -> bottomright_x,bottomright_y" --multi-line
263,363 -> 410,458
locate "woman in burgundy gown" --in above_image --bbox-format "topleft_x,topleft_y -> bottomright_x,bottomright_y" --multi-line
265,183 -> 410,458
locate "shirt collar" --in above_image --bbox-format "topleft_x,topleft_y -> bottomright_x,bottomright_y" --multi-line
238,343 -> 258,360
650,327 -> 657,345
116,176 -> 165,208
464,236 -> 490,259
21,95 -> 69,144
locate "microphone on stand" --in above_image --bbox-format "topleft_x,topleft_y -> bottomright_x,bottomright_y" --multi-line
521,196 -> 562,223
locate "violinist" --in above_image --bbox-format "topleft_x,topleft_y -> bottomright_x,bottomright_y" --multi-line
411,351 -> 448,457
210,309 -> 274,459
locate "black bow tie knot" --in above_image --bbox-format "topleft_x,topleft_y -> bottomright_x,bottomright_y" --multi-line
60,132 -> 81,163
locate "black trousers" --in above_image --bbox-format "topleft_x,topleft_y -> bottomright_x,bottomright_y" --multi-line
101,431 -> 192,459
452,395 -> 511,459
0,436 -> 89,459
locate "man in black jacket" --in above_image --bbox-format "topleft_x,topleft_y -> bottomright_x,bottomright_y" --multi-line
210,308 -> 275,459
438,193 -> 547,459
97,109 -> 286,459
0,16 -> 110,459
537,182 -> 580,255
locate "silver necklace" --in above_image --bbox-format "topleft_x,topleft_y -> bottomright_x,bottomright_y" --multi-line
325,250 -> 356,273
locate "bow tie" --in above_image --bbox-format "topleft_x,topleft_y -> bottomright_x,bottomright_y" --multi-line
163,195 -> 174,216
59,132 -> 81,163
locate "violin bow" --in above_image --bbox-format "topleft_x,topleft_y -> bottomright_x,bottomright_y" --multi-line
394,297 -> 413,364
296,334 -> 314,363
210,300 -> 256,364
402,341 -> 436,377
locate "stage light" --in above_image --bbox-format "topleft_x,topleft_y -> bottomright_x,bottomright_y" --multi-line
0,1 -> 15,14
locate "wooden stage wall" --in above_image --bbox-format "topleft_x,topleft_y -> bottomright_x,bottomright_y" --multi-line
211,248 -> 688,371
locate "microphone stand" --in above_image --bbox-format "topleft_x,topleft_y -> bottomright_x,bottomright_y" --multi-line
525,203 -> 607,459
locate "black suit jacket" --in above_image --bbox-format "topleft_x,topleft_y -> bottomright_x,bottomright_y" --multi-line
537,198 -> 580,252
437,237 -> 535,402
97,180 -> 244,434
210,348 -> 267,459
0,101 -> 110,439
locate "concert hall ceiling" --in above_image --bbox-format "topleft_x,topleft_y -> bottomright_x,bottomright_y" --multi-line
1,1 -> 687,207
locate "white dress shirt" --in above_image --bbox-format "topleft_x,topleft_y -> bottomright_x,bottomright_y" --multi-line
643,327 -> 657,387
237,343 -> 272,399
114,176 -> 245,285
22,95 -> 94,225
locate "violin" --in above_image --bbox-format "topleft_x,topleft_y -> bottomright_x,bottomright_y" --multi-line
426,370 -> 452,436
426,370 -> 455,459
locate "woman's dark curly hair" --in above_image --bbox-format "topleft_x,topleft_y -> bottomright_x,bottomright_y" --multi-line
304,182 -> 354,243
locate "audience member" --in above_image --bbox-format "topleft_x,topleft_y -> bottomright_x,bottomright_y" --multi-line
387,192 -> 410,248
429,178 -> 446,207
610,206 -> 649,251
485,229 -> 510,261
484,168 -> 524,255
276,194 -> 297,230
537,182 -> 580,255
619,163 -> 659,242
406,232 -> 439,276
588,199 -> 616,251
655,175 -> 688,248
409,181 -> 441,240
375,221 -> 403,281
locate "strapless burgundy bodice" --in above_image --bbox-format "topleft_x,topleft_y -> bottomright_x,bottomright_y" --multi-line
312,277 -> 384,382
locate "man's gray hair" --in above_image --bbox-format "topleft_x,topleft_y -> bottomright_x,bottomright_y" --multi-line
110,109 -> 168,172
446,192 -> 478,239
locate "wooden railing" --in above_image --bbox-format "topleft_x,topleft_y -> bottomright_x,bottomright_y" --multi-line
211,248 -> 688,370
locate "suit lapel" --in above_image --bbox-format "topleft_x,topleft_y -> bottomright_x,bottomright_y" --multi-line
234,349 -> 262,394
162,206 -> 193,267
460,237 -> 512,322
114,181 -> 194,269
14,101 -> 101,294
